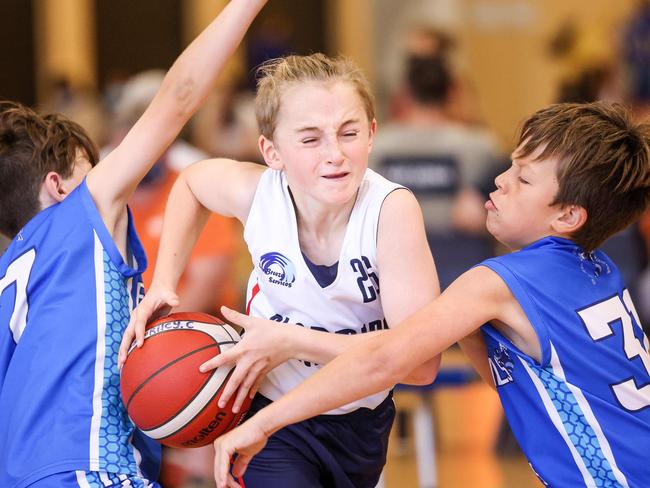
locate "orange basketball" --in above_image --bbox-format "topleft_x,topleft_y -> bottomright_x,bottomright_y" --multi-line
120,312 -> 250,448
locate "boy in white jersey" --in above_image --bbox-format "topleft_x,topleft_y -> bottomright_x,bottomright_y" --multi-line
0,1 -> 267,486
121,54 -> 442,487
212,102 -> 650,488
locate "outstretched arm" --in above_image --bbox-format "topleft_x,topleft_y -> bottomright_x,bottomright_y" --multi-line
86,0 -> 267,234
213,265 -> 509,487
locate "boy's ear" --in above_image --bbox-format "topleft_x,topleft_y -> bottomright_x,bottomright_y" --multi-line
258,135 -> 283,170
39,171 -> 68,207
367,118 -> 377,154
552,205 -> 587,235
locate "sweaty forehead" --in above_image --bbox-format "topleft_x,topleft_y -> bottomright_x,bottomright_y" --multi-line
277,81 -> 367,128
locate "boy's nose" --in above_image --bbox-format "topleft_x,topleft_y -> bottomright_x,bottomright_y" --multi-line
324,141 -> 345,165
494,173 -> 505,192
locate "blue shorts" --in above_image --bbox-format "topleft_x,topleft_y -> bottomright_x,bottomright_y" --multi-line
26,471 -> 161,488
241,392 -> 395,488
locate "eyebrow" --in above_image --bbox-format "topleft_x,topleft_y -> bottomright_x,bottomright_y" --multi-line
294,118 -> 361,134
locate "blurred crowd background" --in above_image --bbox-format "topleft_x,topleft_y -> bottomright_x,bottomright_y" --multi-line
1,0 -> 649,487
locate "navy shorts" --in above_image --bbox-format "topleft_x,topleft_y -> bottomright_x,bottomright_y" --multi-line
240,392 -> 395,488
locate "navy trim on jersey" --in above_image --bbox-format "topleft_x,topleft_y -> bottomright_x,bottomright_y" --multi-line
78,180 -> 147,277
302,253 -> 339,288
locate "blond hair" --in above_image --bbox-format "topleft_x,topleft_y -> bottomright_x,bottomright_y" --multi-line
255,53 -> 375,139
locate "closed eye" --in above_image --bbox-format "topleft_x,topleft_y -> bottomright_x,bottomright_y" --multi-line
518,176 -> 530,184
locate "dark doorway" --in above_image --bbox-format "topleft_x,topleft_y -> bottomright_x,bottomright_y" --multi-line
0,1 -> 35,106
95,0 -> 183,91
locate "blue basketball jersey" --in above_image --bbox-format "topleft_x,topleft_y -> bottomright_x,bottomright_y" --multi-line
480,236 -> 650,487
0,180 -> 160,487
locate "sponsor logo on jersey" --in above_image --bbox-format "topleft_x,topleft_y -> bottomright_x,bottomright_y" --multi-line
259,252 -> 296,287
489,343 -> 515,386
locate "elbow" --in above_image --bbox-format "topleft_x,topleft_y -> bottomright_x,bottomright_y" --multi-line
159,70 -> 199,120
401,355 -> 442,386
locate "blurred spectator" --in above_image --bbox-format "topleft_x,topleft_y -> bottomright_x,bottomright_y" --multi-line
621,0 -> 650,106
40,77 -> 108,148
389,26 -> 483,126
103,70 -> 243,487
371,55 -> 501,289
557,64 -> 615,103
193,82 -> 261,163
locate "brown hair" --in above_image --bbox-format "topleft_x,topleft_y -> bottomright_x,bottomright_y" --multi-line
0,101 -> 99,238
255,53 -> 375,139
516,102 -> 650,251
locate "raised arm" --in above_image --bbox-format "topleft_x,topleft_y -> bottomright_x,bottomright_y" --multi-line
86,0 -> 267,233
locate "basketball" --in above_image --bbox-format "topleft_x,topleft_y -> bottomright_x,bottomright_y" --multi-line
120,312 -> 250,448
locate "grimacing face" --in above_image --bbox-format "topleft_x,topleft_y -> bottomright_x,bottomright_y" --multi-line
485,145 -> 564,250
263,80 -> 376,211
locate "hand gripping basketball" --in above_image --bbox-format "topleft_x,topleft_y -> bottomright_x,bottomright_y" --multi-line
199,306 -> 292,413
118,284 -> 180,369
120,312 -> 252,448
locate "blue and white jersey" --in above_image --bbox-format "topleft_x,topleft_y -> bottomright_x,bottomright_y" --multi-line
244,168 -> 403,414
0,180 -> 160,487
480,236 -> 650,487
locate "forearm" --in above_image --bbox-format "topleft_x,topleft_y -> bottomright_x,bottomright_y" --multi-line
151,173 -> 211,290
283,326 -> 383,365
255,332 -> 404,436
158,0 -> 266,118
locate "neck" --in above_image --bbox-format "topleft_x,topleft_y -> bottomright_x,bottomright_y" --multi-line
289,188 -> 356,265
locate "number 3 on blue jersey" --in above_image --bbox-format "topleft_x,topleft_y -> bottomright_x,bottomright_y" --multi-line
0,249 -> 36,343
578,290 -> 650,411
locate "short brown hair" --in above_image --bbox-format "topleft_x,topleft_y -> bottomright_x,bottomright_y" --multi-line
516,102 -> 650,251
255,53 -> 375,139
0,101 -> 99,238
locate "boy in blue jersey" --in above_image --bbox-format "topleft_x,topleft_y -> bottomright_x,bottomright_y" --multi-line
0,1 -> 267,487
213,102 -> 650,488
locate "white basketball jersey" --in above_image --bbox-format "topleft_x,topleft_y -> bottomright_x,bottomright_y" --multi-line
244,168 -> 403,414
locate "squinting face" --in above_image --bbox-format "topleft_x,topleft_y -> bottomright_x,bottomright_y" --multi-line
485,145 -> 563,250
265,80 -> 375,208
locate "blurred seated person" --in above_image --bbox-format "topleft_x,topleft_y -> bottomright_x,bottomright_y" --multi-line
371,55 -> 502,288
390,26 -> 482,126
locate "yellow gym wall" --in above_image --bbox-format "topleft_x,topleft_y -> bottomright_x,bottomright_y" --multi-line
457,0 -> 638,149
30,0 -> 638,150
33,0 -> 97,102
